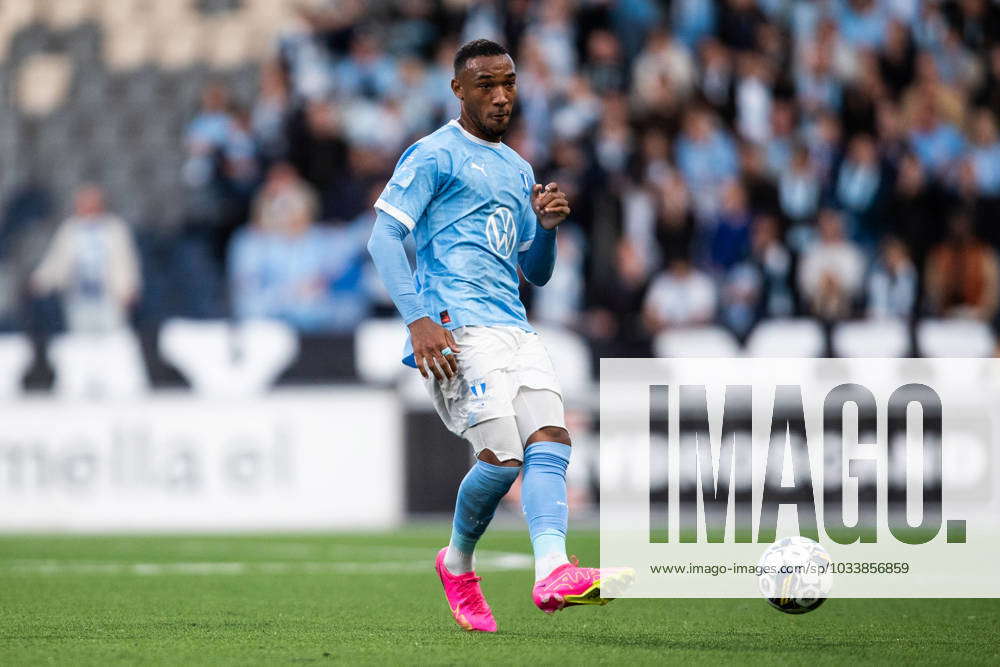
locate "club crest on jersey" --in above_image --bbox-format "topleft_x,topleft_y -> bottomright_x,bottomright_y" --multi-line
519,170 -> 530,193
485,206 -> 516,258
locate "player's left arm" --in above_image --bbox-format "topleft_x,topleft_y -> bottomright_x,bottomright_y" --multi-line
518,182 -> 570,286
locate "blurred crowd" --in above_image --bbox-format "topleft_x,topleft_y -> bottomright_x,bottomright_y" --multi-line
8,0 -> 1000,359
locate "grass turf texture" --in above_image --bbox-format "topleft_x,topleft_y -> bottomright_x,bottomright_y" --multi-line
2,527 -> 998,665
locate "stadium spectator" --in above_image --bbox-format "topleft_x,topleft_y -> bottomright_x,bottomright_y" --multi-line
763,99 -> 795,175
907,98 -> 966,178
840,53 -> 885,139
671,0 -> 716,51
551,75 -> 601,142
653,173 -> 696,268
182,82 -> 234,211
943,0 -> 1000,56
585,240 -> 652,356
229,165 -> 371,333
966,109 -> 1000,197
934,26 -> 980,88
631,27 -> 695,112
718,0 -> 767,53
902,52 -> 965,127
709,181 -> 752,273
797,209 -> 865,321
886,152 -> 948,269
30,185 -> 140,333
795,29 -> 842,116
634,127 -> 673,188
836,0 -> 888,50
281,12 -> 337,100
286,98 -> 351,220
332,31 -> 399,101
181,81 -> 250,275
185,82 -> 233,155
738,141 -> 780,216
879,20 -> 916,96
252,61 -> 292,162
697,38 -> 734,119
875,100 -> 909,163
608,0 -> 662,63
393,57 -> 441,137
224,106 -> 261,200
582,30 -> 627,96
514,35 -> 557,162
675,107 -> 739,220
386,0 -> 439,59
593,94 -> 632,176
867,236 -> 918,320
734,53 -> 773,145
8,0 -> 1000,370
804,111 -> 842,185
643,256 -> 717,332
719,213 -> 793,340
972,45 -> 1000,119
620,183 -> 658,275
835,134 -> 889,246
719,261 -> 760,339
523,0 -> 577,81
924,211 -> 1000,323
779,145 -> 821,230
290,0 -> 363,59
747,214 -> 794,320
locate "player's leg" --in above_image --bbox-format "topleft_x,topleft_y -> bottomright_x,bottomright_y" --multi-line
443,417 -> 523,575
513,389 -> 572,581
515,387 -> 635,613
424,329 -> 522,632
434,416 -> 523,632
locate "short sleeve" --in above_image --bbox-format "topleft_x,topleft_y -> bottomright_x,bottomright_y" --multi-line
517,165 -> 537,252
374,142 -> 440,231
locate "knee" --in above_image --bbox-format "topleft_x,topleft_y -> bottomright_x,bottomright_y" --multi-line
477,448 -> 522,467
466,417 -> 523,464
526,425 -> 571,447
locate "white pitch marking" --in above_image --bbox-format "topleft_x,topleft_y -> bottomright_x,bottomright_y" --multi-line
170,542 -> 443,559
1,551 -> 533,577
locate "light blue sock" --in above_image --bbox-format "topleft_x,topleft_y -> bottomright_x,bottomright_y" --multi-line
522,441 -> 572,580
444,460 -> 520,574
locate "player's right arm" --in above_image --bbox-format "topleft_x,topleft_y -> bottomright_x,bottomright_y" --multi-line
367,213 -> 459,380
367,142 -> 459,381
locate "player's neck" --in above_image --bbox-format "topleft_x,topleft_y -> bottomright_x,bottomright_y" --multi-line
457,115 -> 503,145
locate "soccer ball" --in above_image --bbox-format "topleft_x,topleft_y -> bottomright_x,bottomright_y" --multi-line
757,536 -> 833,614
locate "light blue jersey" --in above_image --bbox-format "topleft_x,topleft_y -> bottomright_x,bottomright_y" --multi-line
375,120 -> 538,350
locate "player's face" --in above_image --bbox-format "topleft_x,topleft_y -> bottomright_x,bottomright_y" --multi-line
453,54 -> 517,140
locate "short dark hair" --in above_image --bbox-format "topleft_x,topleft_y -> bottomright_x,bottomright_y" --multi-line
453,39 -> 509,76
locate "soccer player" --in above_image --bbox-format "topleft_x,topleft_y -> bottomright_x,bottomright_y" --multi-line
367,39 -> 627,632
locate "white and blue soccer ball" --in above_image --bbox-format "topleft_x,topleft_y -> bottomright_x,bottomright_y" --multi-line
757,536 -> 833,614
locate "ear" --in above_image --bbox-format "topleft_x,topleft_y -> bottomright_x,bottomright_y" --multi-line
450,77 -> 463,101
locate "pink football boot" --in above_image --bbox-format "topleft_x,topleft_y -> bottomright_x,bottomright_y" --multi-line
532,557 -> 635,614
434,547 -> 498,632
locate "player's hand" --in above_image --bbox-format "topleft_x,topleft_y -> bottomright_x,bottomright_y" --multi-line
408,317 -> 460,381
532,182 -> 571,230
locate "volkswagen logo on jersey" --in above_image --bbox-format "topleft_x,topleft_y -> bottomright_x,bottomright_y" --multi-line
485,206 -> 516,258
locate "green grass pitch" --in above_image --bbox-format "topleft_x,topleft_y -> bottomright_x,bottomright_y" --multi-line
2,526 -> 998,665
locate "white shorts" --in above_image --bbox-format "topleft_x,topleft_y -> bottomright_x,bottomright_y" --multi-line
423,325 -> 565,443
